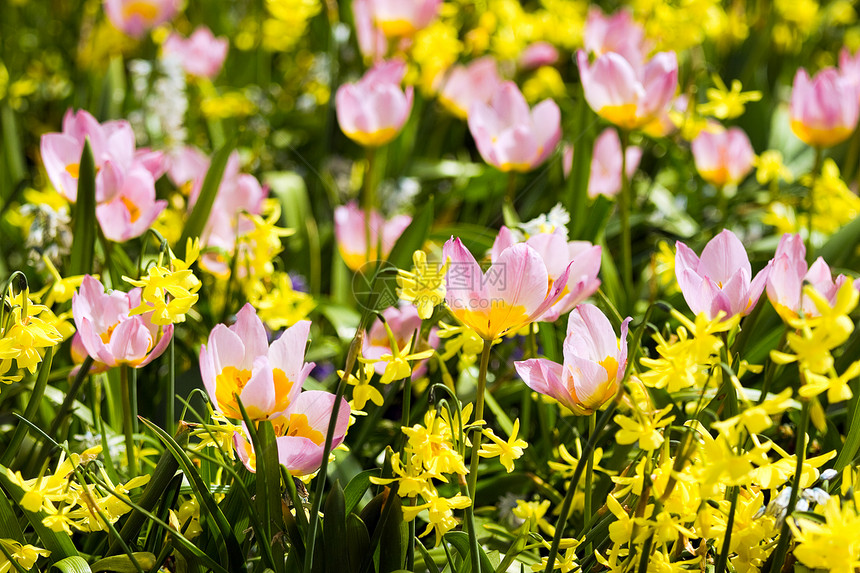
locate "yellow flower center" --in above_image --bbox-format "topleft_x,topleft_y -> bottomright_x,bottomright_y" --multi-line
65,163 -> 80,178
215,366 -> 253,419
121,196 -> 142,223
285,413 -> 325,445
122,0 -> 159,22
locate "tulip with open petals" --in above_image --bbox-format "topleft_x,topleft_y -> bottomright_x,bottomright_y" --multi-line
363,303 -> 439,376
200,304 -> 314,421
104,0 -> 179,38
490,226 -> 601,322
587,128 -> 642,198
584,7 -> 650,69
234,390 -> 350,476
40,109 -> 136,203
767,233 -> 855,321
839,47 -> 860,102
519,42 -> 559,70
577,50 -> 677,131
442,237 -> 572,341
515,304 -> 631,415
366,0 -> 441,37
72,275 -> 173,368
468,82 -> 561,172
96,164 -> 167,242
163,27 -> 228,79
334,201 -> 411,271
691,126 -> 755,188
353,0 -> 387,61
336,60 -> 414,147
675,229 -> 771,320
790,67 -> 859,148
436,57 -> 501,119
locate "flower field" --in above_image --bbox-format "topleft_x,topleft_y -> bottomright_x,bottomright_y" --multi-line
2,0 -> 860,572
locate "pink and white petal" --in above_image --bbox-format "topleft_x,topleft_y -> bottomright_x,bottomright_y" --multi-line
288,390 -> 351,443
486,243 -> 551,319
442,237 -> 488,310
77,317 -> 118,367
275,435 -> 326,476
491,226 -> 518,263
514,358 -> 568,403
230,304 -> 269,370
107,318 -> 153,364
206,324 -> 248,375
565,303 -> 618,361
698,230 -> 751,286
525,232 -> 570,279
268,320 -> 312,385
241,356 -> 278,417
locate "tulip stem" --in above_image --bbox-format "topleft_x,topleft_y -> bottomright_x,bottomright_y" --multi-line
618,129 -> 633,311
505,172 -> 518,205
766,398 -> 810,573
806,146 -> 823,261
120,365 -> 137,476
465,338 -> 493,573
582,412 -> 596,553
363,146 -> 377,270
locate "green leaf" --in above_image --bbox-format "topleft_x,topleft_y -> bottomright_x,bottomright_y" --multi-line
815,213 -> 860,269
346,514 -> 371,573
378,494 -> 404,573
109,424 -> 189,556
52,556 -> 93,573
138,417 -> 246,573
444,531 -> 494,573
387,195 -> 434,271
1,347 -> 52,466
0,490 -> 25,541
324,481 -> 348,573
414,539 -> 441,573
177,143 -> 233,256
70,141 -> 97,276
343,469 -> 379,515
92,553 -> 157,573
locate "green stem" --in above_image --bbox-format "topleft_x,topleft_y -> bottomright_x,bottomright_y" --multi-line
465,339 -> 493,573
505,171 -> 517,204
767,398 -> 810,573
120,366 -> 138,476
0,347 -> 53,467
806,147 -> 823,260
618,129 -> 633,311
544,397 -> 620,573
363,146 -> 377,270
582,413 -> 596,554
167,337 -> 175,436
714,486 -> 739,573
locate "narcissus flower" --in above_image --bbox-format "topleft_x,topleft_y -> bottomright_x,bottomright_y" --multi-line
334,201 -> 411,271
577,50 -> 678,131
363,303 -> 438,377
336,60 -> 414,147
675,229 -> 770,320
163,27 -> 229,79
365,0 -> 441,37
587,127 -> 642,198
790,67 -> 859,148
490,226 -> 601,323
442,236 -> 572,341
766,233 -> 854,322
200,304 -> 314,421
468,81 -> 561,172
691,126 -> 755,188
40,109 -> 135,203
233,390 -> 350,476
71,275 -> 173,368
104,0 -> 179,38
436,57 -> 501,119
515,304 -> 630,415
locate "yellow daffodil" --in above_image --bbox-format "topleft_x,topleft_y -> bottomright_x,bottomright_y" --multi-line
478,418 -> 528,473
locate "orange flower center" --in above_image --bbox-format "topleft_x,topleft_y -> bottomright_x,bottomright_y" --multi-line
121,196 -> 142,223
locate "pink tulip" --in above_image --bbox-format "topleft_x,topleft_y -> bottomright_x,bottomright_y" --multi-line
41,109 -> 136,203
166,146 -> 209,193
96,164 -> 167,242
562,143 -> 574,179
201,304 -> 315,421
234,390 -> 350,476
366,0 -> 441,37
70,332 -> 111,378
577,50 -> 678,131
675,229 -> 771,320
336,60 -> 414,147
468,82 -> 561,172
363,303 -> 439,376
334,201 -> 411,271
690,126 -> 755,188
515,304 -> 631,415
184,151 -> 267,276
587,128 -> 642,198
72,275 -> 173,368
839,47 -> 860,102
790,67 -> 859,148
442,237 -> 573,341
436,57 -> 502,119
519,42 -> 560,70
490,226 -> 602,322
353,0 -> 387,61
766,233 -> 854,321
104,0 -> 179,38
163,27 -> 228,79
584,7 -> 651,69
